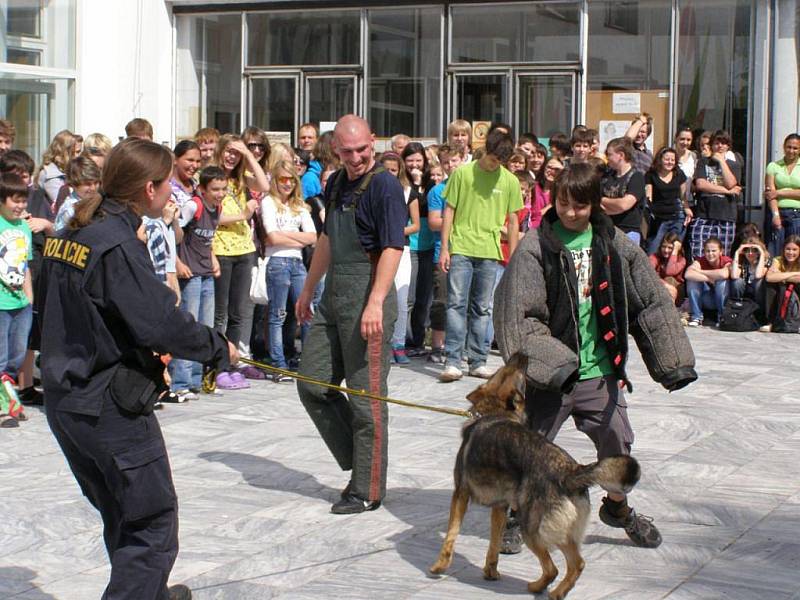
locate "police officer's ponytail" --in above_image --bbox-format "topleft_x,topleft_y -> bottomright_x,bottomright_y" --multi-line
70,138 -> 173,229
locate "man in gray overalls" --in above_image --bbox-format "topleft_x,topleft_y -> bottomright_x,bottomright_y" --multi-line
296,115 -> 407,514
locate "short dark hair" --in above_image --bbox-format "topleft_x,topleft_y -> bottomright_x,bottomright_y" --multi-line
570,128 -> 594,147
552,162 -> 602,208
198,166 -> 227,188
0,149 -> 34,176
549,133 -> 571,156
704,236 -> 723,250
711,130 -> 732,147
485,129 -> 515,163
518,132 -> 539,146
0,173 -> 29,201
174,139 -> 200,158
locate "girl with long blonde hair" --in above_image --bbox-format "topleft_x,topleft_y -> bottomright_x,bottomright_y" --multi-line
37,129 -> 78,204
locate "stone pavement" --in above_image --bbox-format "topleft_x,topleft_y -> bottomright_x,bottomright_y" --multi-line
1,328 -> 799,599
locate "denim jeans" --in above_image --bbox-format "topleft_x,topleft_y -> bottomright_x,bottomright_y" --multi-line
769,208 -> 800,256
484,263 -> 505,347
0,304 -> 32,379
171,275 -> 214,391
406,249 -> 434,348
686,279 -> 729,322
647,216 -> 686,255
266,256 -> 307,368
444,254 -> 497,369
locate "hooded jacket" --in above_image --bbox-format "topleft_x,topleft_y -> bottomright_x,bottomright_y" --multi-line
493,208 -> 697,394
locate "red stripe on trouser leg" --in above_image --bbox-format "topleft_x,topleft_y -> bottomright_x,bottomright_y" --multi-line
367,332 -> 383,502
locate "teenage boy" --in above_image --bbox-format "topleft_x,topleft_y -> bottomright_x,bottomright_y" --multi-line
689,130 -> 742,260
170,166 -> 226,400
569,128 -> 594,164
494,162 -> 697,551
194,127 -> 221,169
125,117 -> 154,141
625,113 -> 654,173
53,157 -> 101,233
438,129 -> 522,382
427,144 -> 464,363
0,174 -> 34,427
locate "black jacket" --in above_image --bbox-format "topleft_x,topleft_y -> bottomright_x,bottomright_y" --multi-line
37,199 -> 230,415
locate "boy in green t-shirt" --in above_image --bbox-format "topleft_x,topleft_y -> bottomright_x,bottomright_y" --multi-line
494,162 -> 698,552
438,129 -> 523,382
0,174 -> 33,427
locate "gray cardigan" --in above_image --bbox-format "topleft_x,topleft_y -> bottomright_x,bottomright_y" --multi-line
493,218 -> 697,393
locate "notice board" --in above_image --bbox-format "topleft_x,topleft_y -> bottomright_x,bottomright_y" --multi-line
586,90 -> 670,154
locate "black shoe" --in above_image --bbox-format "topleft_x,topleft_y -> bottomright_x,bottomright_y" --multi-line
499,517 -> 522,554
0,415 -> 19,428
331,493 -> 381,515
599,498 -> 662,548
341,480 -> 352,500
18,386 -> 44,406
168,584 -> 192,600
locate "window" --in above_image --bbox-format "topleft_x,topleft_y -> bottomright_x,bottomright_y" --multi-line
1,0 -> 76,69
588,1 -> 671,91
176,14 -> 242,138
246,10 -> 360,66
676,0 -> 752,154
450,2 -> 581,64
368,7 -> 442,138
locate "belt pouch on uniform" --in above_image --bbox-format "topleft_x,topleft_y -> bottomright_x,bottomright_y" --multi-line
108,349 -> 165,415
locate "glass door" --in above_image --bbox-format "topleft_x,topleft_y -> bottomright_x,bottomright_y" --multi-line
452,73 -> 510,126
515,73 -> 576,140
249,75 -> 299,136
305,75 -> 358,125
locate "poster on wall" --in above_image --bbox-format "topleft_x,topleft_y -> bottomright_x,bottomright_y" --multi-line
612,92 -> 641,115
265,131 -> 292,146
599,120 -> 654,154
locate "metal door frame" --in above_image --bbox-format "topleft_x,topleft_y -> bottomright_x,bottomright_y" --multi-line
514,70 -> 578,137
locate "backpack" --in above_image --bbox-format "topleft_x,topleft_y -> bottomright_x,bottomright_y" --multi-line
772,283 -> 800,333
719,297 -> 760,332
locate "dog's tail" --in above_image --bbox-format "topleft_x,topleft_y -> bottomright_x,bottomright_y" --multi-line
565,455 -> 641,495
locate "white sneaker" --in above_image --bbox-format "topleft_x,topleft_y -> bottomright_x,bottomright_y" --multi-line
175,389 -> 198,401
468,365 -> 496,379
439,365 -> 463,382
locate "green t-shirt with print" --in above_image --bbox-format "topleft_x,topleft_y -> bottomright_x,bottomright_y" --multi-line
443,161 -> 523,260
552,222 -> 613,380
0,215 -> 32,310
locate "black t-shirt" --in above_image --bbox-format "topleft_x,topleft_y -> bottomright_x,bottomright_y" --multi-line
603,169 -> 645,233
646,170 -> 688,220
322,166 -> 407,252
694,157 -> 742,222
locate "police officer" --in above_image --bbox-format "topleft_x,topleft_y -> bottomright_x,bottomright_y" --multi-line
295,115 -> 407,514
37,138 -> 238,600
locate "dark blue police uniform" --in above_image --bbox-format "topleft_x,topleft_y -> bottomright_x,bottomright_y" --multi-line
36,199 -> 230,600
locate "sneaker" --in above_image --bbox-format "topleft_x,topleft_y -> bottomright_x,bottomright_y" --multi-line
468,365 -> 495,379
427,348 -> 446,364
239,365 -> 267,380
599,498 -> 662,548
392,345 -> 410,365
499,517 -> 522,554
163,391 -> 191,403
18,387 -> 44,406
0,415 -> 19,428
687,318 -> 702,328
330,493 -> 381,515
439,365 -> 463,382
272,373 -> 294,383
216,371 -> 249,390
759,324 -> 772,332
406,347 -> 428,358
168,584 -> 192,600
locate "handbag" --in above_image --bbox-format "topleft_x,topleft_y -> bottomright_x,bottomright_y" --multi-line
249,255 -> 269,305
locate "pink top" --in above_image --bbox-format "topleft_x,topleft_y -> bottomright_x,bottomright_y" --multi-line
529,186 -> 551,229
649,253 -> 687,284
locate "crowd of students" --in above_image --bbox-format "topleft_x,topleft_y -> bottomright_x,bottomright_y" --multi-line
0,112 -> 797,427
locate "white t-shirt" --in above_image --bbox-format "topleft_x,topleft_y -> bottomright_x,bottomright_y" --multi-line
260,196 -> 316,259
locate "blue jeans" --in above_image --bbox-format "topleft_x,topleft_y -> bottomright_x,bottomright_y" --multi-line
445,254 -> 497,369
267,256 -> 307,368
686,279 -> 729,322
769,208 -> 800,256
647,216 -> 686,255
171,275 -> 214,391
0,304 -> 32,379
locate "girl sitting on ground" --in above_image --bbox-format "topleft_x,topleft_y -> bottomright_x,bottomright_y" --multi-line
649,232 -> 687,306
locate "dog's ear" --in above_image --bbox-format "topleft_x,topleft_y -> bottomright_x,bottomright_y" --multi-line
506,352 -> 528,373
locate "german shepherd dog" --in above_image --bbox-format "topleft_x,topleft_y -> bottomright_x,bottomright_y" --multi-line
429,354 -> 640,599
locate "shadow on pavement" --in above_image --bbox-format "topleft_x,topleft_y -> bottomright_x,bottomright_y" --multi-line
0,567 -> 59,599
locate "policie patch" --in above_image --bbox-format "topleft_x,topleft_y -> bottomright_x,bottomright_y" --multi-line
43,237 -> 91,270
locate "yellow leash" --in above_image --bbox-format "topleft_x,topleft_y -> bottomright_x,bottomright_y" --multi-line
202,357 -> 472,419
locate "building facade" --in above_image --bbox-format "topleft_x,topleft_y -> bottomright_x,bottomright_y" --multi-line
0,0 -> 798,218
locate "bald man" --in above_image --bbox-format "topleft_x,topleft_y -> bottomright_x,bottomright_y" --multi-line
296,115 -> 407,514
